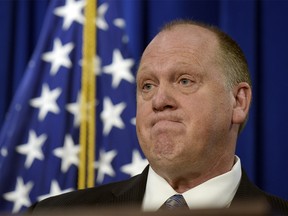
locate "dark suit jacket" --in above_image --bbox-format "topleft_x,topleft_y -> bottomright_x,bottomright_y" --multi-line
29,166 -> 288,215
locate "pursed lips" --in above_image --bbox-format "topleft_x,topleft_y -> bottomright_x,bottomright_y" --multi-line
151,115 -> 182,127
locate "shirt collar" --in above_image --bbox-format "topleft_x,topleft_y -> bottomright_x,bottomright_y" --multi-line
142,156 -> 242,211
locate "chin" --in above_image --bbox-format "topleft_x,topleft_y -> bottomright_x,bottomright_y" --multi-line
153,143 -> 177,158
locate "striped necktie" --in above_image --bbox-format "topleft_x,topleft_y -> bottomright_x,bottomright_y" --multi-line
159,194 -> 189,210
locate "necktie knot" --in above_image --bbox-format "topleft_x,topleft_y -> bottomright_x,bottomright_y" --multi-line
160,194 -> 189,210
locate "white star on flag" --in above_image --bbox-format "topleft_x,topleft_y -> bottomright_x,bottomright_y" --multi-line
3,177 -> 33,213
96,3 -> 109,30
113,18 -> 126,29
130,117 -> 136,126
30,84 -> 62,121
103,49 -> 135,88
54,0 -> 85,30
113,18 -> 129,43
93,55 -> 102,76
100,97 -> 126,135
42,38 -> 74,75
66,92 -> 81,128
79,55 -> 102,76
120,150 -> 148,177
94,149 -> 117,184
1,147 -> 8,157
16,130 -> 47,169
53,134 -> 80,173
37,180 -> 74,201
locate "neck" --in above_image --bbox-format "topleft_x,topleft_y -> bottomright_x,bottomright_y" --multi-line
162,155 -> 235,193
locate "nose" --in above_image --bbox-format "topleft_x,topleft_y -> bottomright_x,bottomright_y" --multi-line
152,85 -> 177,112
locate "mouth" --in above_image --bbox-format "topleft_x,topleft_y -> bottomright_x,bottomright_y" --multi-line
151,115 -> 182,127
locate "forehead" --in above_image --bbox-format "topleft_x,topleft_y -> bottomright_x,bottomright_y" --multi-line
145,24 -> 218,54
137,24 -> 220,76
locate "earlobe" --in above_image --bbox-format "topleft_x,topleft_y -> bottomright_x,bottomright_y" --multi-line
232,82 -> 252,124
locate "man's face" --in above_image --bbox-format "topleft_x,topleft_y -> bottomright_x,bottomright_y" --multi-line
136,25 -> 237,180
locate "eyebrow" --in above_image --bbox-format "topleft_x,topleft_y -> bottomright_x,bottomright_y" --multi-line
136,63 -> 204,84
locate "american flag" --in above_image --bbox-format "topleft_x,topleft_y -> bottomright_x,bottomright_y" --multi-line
0,0 -> 147,213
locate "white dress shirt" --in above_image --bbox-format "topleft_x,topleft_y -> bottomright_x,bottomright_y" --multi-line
142,156 -> 242,211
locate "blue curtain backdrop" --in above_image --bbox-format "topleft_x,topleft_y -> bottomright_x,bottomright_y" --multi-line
0,0 -> 287,212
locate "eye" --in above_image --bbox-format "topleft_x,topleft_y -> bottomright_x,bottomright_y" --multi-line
142,83 -> 154,91
179,78 -> 193,86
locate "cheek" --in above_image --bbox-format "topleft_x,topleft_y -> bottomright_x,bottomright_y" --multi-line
136,107 -> 148,131
187,94 -> 233,141
136,102 -> 151,143
136,94 -> 154,122
136,122 -> 153,162
183,98 -> 221,136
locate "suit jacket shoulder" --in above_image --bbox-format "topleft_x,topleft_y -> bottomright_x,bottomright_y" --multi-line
29,166 -> 149,213
232,169 -> 288,215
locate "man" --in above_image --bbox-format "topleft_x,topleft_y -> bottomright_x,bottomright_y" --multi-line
28,20 -> 288,214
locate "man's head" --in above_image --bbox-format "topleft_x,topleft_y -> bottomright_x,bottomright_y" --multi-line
136,20 -> 252,191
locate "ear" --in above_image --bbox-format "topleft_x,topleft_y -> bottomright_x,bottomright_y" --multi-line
232,82 -> 252,124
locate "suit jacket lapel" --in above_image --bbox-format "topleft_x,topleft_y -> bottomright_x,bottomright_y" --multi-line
109,165 -> 149,207
230,168 -> 265,207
